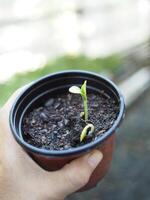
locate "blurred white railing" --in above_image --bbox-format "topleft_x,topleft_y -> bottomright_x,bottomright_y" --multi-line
119,67 -> 150,107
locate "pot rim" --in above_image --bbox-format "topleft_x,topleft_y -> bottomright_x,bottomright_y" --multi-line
9,70 -> 125,157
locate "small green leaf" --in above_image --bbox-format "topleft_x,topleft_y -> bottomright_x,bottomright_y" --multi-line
81,80 -> 87,100
80,123 -> 95,142
69,86 -> 81,94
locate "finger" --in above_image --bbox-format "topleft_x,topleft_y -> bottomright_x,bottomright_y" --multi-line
46,150 -> 103,199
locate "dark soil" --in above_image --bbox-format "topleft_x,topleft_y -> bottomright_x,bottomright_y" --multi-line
22,91 -> 119,150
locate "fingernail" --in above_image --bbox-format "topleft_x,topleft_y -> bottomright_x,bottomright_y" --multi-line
88,151 -> 103,169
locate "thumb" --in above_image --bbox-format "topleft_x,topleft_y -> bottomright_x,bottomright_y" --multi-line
52,150 -> 103,198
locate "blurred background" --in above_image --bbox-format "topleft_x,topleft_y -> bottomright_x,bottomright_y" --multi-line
0,0 -> 150,199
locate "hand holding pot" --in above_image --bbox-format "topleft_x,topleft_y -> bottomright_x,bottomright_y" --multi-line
0,89 -> 103,200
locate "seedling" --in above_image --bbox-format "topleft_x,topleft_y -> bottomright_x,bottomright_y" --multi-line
69,80 -> 88,121
80,123 -> 95,142
69,80 -> 95,142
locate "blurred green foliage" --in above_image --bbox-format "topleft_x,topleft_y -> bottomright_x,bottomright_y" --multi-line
0,54 -> 121,106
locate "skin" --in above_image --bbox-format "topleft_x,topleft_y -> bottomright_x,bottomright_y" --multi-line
0,89 -> 103,200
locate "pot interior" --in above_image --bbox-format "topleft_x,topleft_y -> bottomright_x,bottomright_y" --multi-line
10,71 -> 125,155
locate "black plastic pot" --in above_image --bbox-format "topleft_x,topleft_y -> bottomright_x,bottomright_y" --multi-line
9,70 -> 125,191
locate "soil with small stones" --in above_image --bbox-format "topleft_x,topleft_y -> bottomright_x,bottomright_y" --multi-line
22,92 -> 119,150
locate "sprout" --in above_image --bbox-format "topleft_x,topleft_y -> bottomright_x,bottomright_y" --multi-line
69,80 -> 88,121
80,123 -> 95,142
69,80 -> 95,142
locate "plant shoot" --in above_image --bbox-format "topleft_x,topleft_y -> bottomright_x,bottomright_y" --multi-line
69,80 -> 88,121
80,123 -> 95,142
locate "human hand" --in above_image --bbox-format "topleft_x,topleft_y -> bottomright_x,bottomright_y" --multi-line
0,89 -> 103,200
